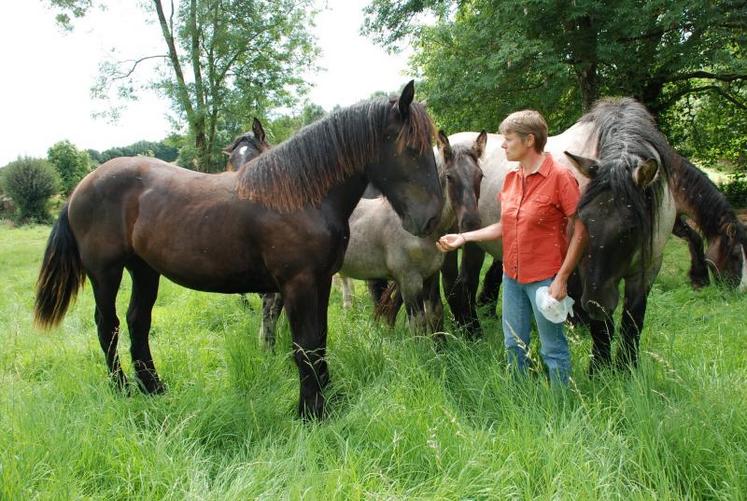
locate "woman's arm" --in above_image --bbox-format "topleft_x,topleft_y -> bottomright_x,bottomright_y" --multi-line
436,222 -> 503,253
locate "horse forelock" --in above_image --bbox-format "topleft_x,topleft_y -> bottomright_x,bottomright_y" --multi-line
238,99 -> 425,212
225,132 -> 260,153
578,97 -> 674,268
395,100 -> 436,155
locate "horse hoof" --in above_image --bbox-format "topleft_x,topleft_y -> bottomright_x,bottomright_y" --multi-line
136,374 -> 166,395
110,372 -> 130,394
298,395 -> 326,421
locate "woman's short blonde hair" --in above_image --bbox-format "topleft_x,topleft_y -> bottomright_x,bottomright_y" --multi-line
499,110 -> 548,153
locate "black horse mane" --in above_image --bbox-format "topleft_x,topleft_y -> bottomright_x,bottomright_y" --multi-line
237,98 -> 434,212
670,153 -> 743,243
578,97 -> 673,266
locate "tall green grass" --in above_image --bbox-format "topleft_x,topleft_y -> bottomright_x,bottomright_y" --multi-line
1,222 -> 745,499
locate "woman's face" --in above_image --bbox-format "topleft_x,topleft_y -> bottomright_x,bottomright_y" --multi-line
501,131 -> 533,162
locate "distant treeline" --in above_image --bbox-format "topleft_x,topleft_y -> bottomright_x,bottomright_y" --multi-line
87,140 -> 178,164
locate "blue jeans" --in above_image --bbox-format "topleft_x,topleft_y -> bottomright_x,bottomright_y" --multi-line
501,274 -> 571,385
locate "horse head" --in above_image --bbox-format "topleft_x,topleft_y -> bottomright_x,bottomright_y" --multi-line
436,129 -> 484,233
224,118 -> 271,171
566,150 -> 664,320
364,81 -> 443,237
706,220 -> 747,290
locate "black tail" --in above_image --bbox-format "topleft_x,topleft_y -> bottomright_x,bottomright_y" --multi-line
373,281 -> 403,327
33,204 -> 86,329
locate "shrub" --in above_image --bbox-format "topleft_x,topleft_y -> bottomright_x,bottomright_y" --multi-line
1,157 -> 60,224
47,140 -> 91,196
718,173 -> 747,209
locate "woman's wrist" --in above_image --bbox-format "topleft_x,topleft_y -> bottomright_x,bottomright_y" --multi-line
459,233 -> 468,243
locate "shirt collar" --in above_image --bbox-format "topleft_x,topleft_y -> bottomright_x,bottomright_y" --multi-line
535,153 -> 553,177
516,153 -> 552,177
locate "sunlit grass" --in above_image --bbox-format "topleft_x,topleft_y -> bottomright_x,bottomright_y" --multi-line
1,224 -> 745,499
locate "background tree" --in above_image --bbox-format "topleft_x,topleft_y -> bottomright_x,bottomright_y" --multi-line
266,102 -> 327,144
363,0 -> 746,167
47,140 -> 92,196
1,158 -> 60,224
48,0 -> 320,172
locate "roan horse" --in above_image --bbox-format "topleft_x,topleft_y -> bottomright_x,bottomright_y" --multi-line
259,130 -> 485,342
446,98 -> 676,372
33,82 -> 444,419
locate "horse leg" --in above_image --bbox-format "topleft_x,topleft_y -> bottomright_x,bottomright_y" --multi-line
457,244 -> 485,339
423,272 -> 444,334
477,257 -> 503,313
283,274 -> 331,419
367,279 -> 390,305
588,318 -> 614,376
259,293 -> 283,349
617,271 -> 657,370
89,266 -> 127,391
125,259 -> 165,394
340,275 -> 354,309
400,275 -> 427,334
672,216 -> 709,288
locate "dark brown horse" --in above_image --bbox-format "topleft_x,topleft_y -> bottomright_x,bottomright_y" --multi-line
224,118 -> 270,172
669,157 -> 747,291
33,82 -> 444,419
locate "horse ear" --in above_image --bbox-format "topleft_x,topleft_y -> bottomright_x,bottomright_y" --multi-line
473,130 -> 488,158
564,151 -> 598,179
252,117 -> 266,144
633,158 -> 659,188
398,80 -> 415,120
437,129 -> 453,163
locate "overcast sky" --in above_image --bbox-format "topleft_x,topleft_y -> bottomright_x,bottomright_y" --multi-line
0,1 -> 412,166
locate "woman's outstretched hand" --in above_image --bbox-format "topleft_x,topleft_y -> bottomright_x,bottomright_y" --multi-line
436,233 -> 466,253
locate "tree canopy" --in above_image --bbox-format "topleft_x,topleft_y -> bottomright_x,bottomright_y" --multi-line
48,0 -> 320,171
363,0 -> 746,168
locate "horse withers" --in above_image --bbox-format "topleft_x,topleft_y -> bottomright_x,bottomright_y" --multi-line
33,81 -> 443,420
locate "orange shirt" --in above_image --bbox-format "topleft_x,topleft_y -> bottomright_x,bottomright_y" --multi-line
500,153 -> 581,283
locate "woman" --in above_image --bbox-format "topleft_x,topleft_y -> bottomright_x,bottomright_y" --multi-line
437,110 -> 587,385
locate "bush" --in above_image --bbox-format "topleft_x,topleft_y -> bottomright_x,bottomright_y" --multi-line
47,140 -> 91,196
718,173 -> 747,209
1,157 -> 60,224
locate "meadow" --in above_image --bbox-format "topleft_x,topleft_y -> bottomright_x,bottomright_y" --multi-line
1,222 -> 745,499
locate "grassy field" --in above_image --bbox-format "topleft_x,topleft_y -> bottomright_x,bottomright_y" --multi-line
1,221 -> 746,499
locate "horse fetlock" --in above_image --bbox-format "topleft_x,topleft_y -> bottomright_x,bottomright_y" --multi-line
133,361 -> 165,395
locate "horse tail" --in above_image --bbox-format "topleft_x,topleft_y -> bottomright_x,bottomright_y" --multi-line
33,204 -> 86,330
373,281 -> 403,327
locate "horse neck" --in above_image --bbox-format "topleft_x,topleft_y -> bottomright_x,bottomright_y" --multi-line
322,173 -> 369,222
670,156 -> 736,243
433,158 -> 455,234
